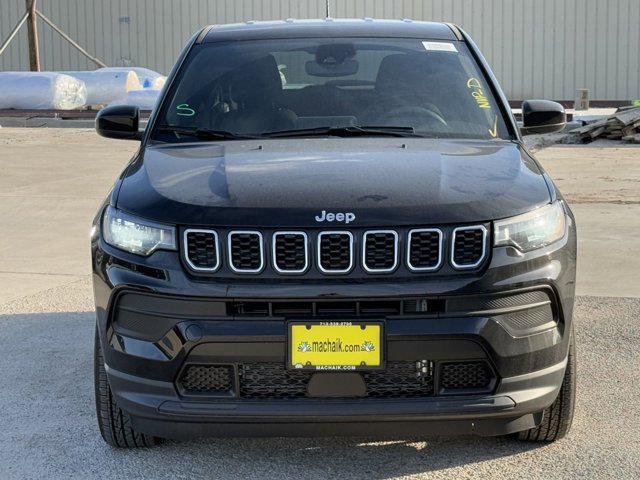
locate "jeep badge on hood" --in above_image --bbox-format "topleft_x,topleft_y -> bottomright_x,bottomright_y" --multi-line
315,210 -> 356,224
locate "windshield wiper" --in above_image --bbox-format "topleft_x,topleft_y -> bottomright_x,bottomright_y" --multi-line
155,125 -> 258,140
260,125 -> 421,138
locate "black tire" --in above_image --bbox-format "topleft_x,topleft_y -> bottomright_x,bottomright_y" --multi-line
516,327 -> 576,442
94,327 -> 161,448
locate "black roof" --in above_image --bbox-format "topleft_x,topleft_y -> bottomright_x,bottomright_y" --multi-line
201,19 -> 459,43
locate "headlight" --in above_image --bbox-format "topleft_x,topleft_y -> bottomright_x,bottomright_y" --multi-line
102,206 -> 176,256
494,201 -> 566,253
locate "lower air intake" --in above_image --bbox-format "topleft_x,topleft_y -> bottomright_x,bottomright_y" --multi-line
179,365 -> 233,393
439,361 -> 493,392
238,362 -> 434,399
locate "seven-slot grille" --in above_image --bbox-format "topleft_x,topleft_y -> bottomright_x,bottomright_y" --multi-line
451,226 -> 487,269
228,231 -> 264,273
273,232 -> 308,273
318,231 -> 353,273
363,231 -> 398,273
407,229 -> 442,271
182,226 -> 489,275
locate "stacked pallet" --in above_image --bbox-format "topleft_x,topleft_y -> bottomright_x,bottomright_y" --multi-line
570,106 -> 640,143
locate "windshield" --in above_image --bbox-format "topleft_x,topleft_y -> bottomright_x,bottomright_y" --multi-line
152,37 -> 510,141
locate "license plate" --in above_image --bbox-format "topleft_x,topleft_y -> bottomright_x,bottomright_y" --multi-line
288,321 -> 383,371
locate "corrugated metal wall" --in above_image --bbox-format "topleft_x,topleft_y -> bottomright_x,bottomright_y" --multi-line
1,0 -> 639,100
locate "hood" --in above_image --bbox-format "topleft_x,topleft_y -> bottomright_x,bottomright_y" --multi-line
116,138 -> 551,227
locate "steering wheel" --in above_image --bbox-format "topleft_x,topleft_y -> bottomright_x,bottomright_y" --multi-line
379,105 -> 448,128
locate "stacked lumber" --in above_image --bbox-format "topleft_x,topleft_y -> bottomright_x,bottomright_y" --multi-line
570,106 -> 640,143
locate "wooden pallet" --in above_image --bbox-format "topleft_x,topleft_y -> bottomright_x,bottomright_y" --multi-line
570,107 -> 640,143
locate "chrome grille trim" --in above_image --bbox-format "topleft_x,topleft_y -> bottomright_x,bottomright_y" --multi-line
362,230 -> 399,273
450,225 -> 488,270
272,231 -> 309,274
317,231 -> 354,274
228,230 -> 265,273
407,228 -> 443,272
183,228 -> 221,272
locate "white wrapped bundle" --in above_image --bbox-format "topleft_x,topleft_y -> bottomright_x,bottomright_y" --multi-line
108,89 -> 160,110
0,72 -> 87,109
98,67 -> 166,90
61,70 -> 141,105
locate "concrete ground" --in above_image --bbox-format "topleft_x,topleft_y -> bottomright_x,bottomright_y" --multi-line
0,128 -> 639,479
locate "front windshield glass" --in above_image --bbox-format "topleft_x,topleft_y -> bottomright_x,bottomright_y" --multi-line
152,37 -> 510,141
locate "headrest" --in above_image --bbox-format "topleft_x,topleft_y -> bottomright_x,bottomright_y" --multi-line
230,54 -> 283,107
375,52 -> 460,95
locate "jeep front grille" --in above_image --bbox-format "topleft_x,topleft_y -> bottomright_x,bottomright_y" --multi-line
181,225 -> 490,276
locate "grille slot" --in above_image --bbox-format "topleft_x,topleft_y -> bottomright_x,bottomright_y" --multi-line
407,228 -> 442,271
315,301 -> 357,316
440,361 -> 492,392
451,226 -> 487,269
227,299 -> 402,317
363,230 -> 398,273
360,300 -> 401,314
228,231 -> 264,273
317,231 -> 353,273
273,232 -> 308,274
272,302 -> 314,316
184,229 -> 220,272
180,365 -> 233,394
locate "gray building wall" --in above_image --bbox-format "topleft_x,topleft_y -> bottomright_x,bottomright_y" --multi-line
1,0 -> 639,101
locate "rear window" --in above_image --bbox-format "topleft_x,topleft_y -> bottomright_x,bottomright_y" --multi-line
153,37 -> 510,140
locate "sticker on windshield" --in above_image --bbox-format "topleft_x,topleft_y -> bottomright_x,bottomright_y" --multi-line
422,41 -> 458,53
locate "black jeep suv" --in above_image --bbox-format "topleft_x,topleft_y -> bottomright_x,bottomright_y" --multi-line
92,19 -> 576,448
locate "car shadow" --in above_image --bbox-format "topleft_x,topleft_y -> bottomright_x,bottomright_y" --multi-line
153,434 -> 548,479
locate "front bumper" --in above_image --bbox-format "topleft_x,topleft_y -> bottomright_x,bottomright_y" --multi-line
92,219 -> 576,439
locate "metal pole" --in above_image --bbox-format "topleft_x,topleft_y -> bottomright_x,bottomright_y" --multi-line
26,0 -> 40,71
326,0 -> 330,18
0,11 -> 29,58
35,9 -> 107,68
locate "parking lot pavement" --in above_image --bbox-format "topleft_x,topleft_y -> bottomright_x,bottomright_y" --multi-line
0,128 -> 639,479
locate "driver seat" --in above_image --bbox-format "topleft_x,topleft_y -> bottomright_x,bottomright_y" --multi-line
216,55 -> 296,134
372,53 -> 444,118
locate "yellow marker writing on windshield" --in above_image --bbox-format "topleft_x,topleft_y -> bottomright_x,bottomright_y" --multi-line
488,115 -> 498,138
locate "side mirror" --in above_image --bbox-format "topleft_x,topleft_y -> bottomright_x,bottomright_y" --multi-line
520,100 -> 566,136
95,105 -> 142,140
